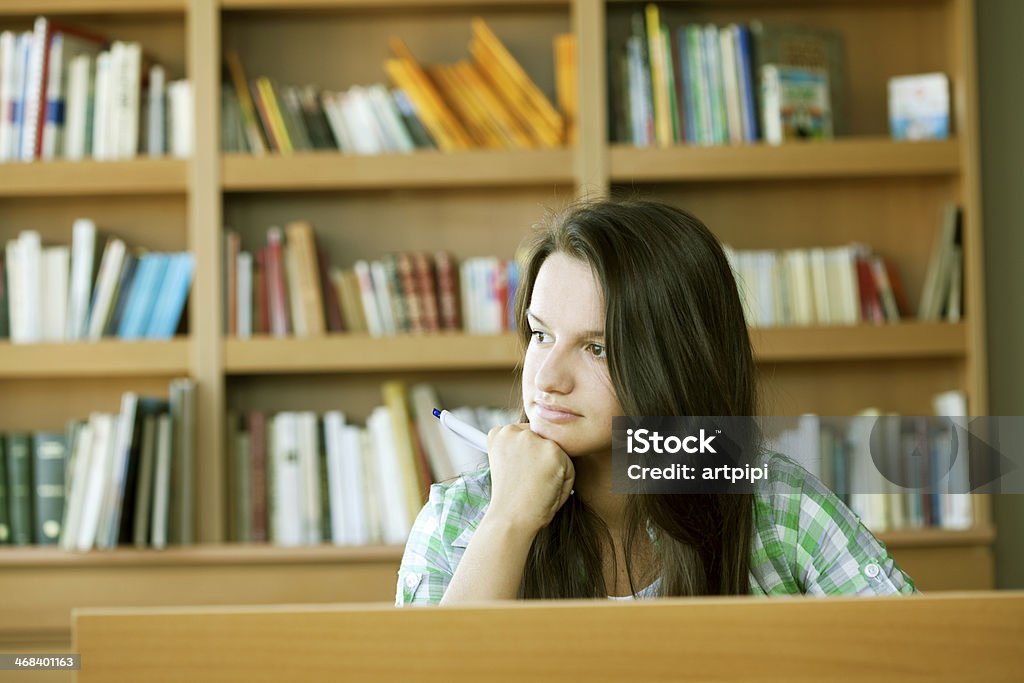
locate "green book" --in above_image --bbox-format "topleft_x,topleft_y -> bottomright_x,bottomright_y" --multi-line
0,437 -> 10,544
5,433 -> 33,546
32,432 -> 67,545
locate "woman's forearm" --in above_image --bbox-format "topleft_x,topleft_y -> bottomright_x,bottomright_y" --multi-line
440,513 -> 537,604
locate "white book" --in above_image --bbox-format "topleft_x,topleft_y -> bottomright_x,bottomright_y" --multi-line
42,246 -> 70,342
9,33 -> 31,161
808,248 -> 831,325
117,42 -> 142,159
19,17 -> 48,160
847,408 -> 888,533
755,252 -> 776,327
43,32 -> 104,159
104,42 -> 124,160
270,412 -> 304,546
59,420 -> 95,551
368,259 -> 396,335
359,428 -> 383,544
150,413 -> 173,549
342,86 -> 385,155
16,230 -> 43,344
321,91 -> 356,154
170,378 -> 196,545
236,250 -> 253,339
86,238 -> 127,340
0,31 -> 16,161
836,246 -> 861,325
97,392 -> 138,549
63,54 -> 91,160
147,65 -> 165,156
341,424 -> 369,545
66,218 -> 97,340
167,79 -> 193,158
91,51 -> 111,160
933,390 -> 973,530
367,406 -> 411,545
785,250 -> 815,325
719,27 -> 743,145
40,33 -> 64,159
297,411 -> 322,544
919,204 -> 960,321
324,411 -> 349,545
367,84 -> 415,153
76,413 -> 116,551
353,260 -> 383,337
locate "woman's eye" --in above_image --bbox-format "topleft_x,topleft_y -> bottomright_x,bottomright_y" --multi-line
531,330 -> 551,343
587,343 -> 607,359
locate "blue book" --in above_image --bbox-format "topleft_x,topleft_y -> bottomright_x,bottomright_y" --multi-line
676,27 -> 696,144
146,253 -> 194,339
733,24 -> 759,142
118,253 -> 169,340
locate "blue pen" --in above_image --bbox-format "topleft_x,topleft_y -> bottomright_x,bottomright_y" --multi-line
433,408 -> 488,453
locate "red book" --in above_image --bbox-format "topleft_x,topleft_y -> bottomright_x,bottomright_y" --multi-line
434,251 -> 461,331
884,258 -> 912,318
265,227 -> 291,336
315,239 -> 345,333
247,411 -> 268,543
412,252 -> 440,332
855,256 -> 884,324
396,252 -> 423,333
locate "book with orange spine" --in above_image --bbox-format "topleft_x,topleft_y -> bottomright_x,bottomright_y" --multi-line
453,60 -> 535,148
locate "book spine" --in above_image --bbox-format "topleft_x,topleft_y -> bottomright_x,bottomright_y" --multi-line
6,433 -> 33,546
32,432 -> 67,545
0,439 -> 8,544
248,411 -> 268,543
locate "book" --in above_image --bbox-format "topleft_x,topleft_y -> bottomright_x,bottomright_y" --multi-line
32,432 -> 67,545
760,64 -> 832,145
888,73 -> 950,141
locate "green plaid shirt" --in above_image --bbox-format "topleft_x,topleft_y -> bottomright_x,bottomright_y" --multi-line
396,452 -> 919,605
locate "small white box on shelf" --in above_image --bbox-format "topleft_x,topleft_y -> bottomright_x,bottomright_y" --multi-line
888,73 -> 950,141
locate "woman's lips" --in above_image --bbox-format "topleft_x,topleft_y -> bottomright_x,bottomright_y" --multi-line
532,402 -> 582,423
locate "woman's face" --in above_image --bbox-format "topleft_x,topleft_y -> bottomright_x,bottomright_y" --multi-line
522,252 -> 624,458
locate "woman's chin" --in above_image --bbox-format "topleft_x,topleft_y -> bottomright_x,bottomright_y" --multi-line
527,421 -> 590,458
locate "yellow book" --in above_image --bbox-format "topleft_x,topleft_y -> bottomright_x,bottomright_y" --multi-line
255,77 -> 292,153
225,50 -> 266,154
455,60 -> 536,149
554,33 -> 577,145
429,64 -> 503,148
381,381 -> 430,520
644,4 -> 673,146
283,221 -> 325,336
331,268 -> 368,334
387,37 -> 476,149
470,17 -> 564,145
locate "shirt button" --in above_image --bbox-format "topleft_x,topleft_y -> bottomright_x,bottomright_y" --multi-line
404,572 -> 420,588
864,563 -> 881,579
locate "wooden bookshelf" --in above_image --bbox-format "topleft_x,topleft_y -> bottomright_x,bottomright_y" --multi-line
222,149 -> 574,191
0,0 -> 996,652
0,158 -> 187,196
0,340 -> 190,378
609,138 -> 961,182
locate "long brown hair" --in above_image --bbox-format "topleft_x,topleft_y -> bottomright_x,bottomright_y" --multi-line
513,198 -> 757,598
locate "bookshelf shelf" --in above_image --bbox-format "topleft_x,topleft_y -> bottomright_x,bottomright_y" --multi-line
224,333 -> 520,374
608,138 -> 961,183
0,339 -> 190,378
0,159 -> 188,196
222,324 -> 966,375
876,525 -> 996,550
221,149 -> 574,192
0,543 -> 404,568
750,322 -> 967,363
220,0 -> 568,9
0,0 -> 186,15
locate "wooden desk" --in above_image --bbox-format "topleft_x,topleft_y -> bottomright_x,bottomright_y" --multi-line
73,592 -> 1024,682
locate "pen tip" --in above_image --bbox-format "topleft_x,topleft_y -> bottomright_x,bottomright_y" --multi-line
432,408 -> 441,419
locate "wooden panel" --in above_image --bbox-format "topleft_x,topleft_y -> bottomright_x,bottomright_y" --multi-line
222,0 -> 568,9
222,151 -> 573,191
750,322 -> 966,362
0,160 -> 186,197
0,1 -> 184,15
222,186 -> 569,263
623,176 -> 959,310
610,139 -> 960,182
0,340 -> 189,379
0,553 -> 399,639
72,593 -> 1024,682
889,545 -> 995,591
0,377 -> 181,432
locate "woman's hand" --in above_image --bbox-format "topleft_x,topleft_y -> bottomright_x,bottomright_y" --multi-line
484,423 -> 575,536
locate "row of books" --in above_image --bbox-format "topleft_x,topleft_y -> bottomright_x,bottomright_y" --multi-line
226,382 -> 514,546
0,380 -> 196,548
1,221 -> 194,344
225,223 -> 519,338
223,18 -> 571,155
0,17 -> 192,162
723,243 -> 912,328
609,7 -> 845,147
769,390 -> 973,532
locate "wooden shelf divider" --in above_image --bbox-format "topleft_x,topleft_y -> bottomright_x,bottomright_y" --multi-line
0,158 -> 187,196
0,339 -> 190,378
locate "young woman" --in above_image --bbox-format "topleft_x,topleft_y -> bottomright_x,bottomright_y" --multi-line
396,198 -> 918,605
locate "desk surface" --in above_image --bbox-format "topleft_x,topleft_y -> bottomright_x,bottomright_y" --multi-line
73,591 -> 1024,682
